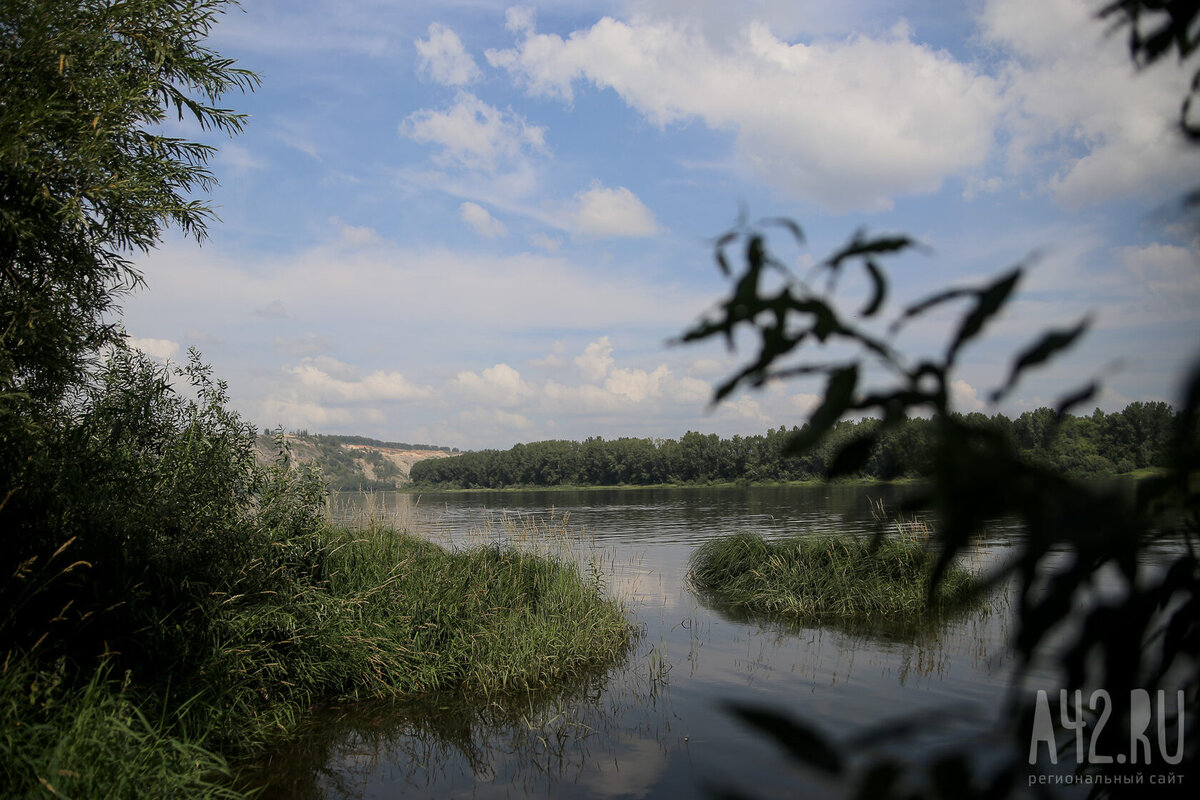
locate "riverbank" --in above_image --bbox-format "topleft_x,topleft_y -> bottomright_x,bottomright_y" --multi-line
2,518 -> 633,799
401,476 -> 925,493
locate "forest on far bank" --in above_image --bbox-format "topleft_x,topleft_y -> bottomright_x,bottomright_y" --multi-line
409,402 -> 1176,489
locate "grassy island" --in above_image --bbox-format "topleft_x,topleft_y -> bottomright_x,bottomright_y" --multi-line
2,519 -> 632,800
688,528 -> 979,623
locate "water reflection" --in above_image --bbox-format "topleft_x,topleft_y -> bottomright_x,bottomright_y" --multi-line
250,486 -> 1050,798
243,664 -> 675,800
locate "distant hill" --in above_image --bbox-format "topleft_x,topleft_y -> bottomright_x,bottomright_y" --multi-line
255,433 -> 457,490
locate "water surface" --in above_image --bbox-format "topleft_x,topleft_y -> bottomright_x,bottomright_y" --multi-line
249,485 -> 1067,798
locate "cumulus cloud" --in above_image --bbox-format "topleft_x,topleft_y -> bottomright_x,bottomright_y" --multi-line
461,407 -> 535,431
487,14 -> 1001,211
400,92 -> 547,172
260,399 -> 385,431
459,201 -> 509,237
289,357 -> 435,403
452,363 -> 531,405
950,378 -> 987,412
572,182 -> 660,237
415,22 -> 481,86
575,336 -> 615,381
457,338 -> 750,423
127,337 -> 180,361
980,0 -> 1200,206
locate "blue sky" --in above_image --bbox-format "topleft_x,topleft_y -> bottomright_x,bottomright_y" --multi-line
122,0 -> 1200,449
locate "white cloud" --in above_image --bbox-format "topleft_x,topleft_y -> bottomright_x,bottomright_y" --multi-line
127,337 -> 180,361
452,363 -> 531,406
459,201 -> 509,238
332,219 -> 382,246
950,378 -> 986,412
487,14 -> 1002,211
260,399 -> 385,431
980,0 -> 1200,206
289,357 -> 435,403
1119,242 -> 1200,293
528,340 -> 567,369
400,92 -> 548,172
218,143 -> 265,173
575,336 -> 615,381
415,23 -> 481,86
604,364 -> 671,402
720,394 -> 770,424
572,182 -> 660,237
504,6 -> 537,36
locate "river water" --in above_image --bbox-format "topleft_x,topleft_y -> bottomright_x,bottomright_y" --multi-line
246,484 -> 1080,799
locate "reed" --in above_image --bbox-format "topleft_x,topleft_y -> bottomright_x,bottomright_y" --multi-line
688,524 -> 979,623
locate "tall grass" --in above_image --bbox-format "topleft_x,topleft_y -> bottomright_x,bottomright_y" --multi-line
688,523 -> 979,623
0,656 -> 240,800
197,519 -> 632,744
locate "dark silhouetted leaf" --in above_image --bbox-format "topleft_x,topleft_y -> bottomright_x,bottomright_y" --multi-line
860,259 -> 887,317
786,366 -> 858,454
948,269 -> 1021,362
827,432 -> 879,478
890,286 -> 973,334
725,703 -> 843,776
853,761 -> 903,800
992,317 -> 1091,402
826,230 -> 917,270
930,754 -> 973,799
1055,382 -> 1097,420
760,216 -> 805,245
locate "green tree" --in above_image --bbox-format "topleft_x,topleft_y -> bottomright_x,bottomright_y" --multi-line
0,0 -> 258,648
1,0 -> 257,563
0,0 -> 257,404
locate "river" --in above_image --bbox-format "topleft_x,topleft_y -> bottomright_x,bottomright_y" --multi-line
245,484 -> 1086,799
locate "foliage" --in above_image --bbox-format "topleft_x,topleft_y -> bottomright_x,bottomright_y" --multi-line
410,403 -> 1175,489
317,433 -> 456,453
0,0 -> 260,659
683,219 -> 1198,793
0,0 -> 257,407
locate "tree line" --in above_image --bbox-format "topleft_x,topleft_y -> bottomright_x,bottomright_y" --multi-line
409,401 -> 1175,488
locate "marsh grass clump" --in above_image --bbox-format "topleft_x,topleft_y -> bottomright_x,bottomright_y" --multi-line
688,527 -> 979,623
199,522 -> 632,737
